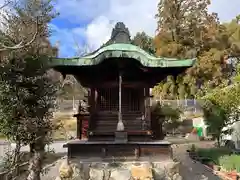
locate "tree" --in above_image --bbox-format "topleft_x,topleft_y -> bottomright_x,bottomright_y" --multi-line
151,102 -> 181,138
153,0 -> 240,99
132,32 -> 155,54
59,75 -> 87,100
160,104 -> 182,135
223,16 -> 240,57
0,0 -> 40,52
202,100 -> 227,146
0,0 -> 59,179
153,0 -> 219,98
155,0 -> 217,56
202,67 -> 240,146
0,56 -> 59,179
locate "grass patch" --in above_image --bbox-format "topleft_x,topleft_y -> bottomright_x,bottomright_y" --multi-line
0,113 -> 77,141
52,114 -> 77,140
219,155 -> 240,172
196,147 -> 240,172
0,134 -> 5,139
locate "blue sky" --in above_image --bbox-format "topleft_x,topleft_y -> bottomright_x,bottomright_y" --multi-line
2,0 -> 240,57
50,0 -> 240,58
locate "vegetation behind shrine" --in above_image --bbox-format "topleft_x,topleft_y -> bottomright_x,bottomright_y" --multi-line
132,0 -> 240,100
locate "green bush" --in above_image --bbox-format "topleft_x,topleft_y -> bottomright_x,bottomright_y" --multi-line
219,155 -> 240,172
196,148 -> 231,164
196,148 -> 240,172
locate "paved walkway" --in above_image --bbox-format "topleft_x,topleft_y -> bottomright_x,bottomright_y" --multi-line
172,143 -> 221,180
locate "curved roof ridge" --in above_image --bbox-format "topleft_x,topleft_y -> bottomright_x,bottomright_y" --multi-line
49,43 -> 196,68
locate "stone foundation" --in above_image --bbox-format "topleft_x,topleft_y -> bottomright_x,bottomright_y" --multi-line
56,159 -> 182,180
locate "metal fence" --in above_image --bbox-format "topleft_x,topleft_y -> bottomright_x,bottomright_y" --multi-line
153,99 -> 204,114
56,99 -> 204,115
55,99 -> 79,113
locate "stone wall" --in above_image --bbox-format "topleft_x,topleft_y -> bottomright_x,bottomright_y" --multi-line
56,159 -> 182,180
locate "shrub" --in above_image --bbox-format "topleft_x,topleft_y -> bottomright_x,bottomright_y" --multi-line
196,148 -> 231,164
219,155 -> 240,172
196,148 -> 240,172
190,144 -> 196,152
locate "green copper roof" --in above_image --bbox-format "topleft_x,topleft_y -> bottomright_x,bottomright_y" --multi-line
49,43 -> 196,68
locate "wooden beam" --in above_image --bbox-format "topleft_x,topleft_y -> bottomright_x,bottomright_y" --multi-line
93,81 -> 148,88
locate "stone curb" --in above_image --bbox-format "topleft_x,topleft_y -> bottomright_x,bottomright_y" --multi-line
194,160 -> 234,180
203,165 -> 233,180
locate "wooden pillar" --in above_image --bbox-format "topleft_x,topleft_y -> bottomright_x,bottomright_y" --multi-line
145,87 -> 151,129
88,88 -> 95,132
77,116 -> 82,139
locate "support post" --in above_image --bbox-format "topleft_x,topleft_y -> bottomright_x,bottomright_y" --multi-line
115,71 -> 128,143
117,71 -> 124,131
145,88 -> 150,129
77,116 -> 82,139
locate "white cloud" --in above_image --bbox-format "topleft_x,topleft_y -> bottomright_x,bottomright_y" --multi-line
84,16 -> 113,50
54,0 -> 158,52
2,0 -> 238,57
54,0 -> 240,57
84,0 -> 158,49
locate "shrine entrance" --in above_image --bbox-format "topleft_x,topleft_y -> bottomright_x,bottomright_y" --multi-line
93,87 -> 144,133
97,87 -> 142,113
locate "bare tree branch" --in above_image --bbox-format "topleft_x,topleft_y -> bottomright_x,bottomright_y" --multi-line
72,33 -> 91,56
0,0 -> 18,10
0,1 -> 11,9
0,17 -> 39,52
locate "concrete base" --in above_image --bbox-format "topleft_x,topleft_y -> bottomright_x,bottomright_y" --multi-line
63,140 -> 173,160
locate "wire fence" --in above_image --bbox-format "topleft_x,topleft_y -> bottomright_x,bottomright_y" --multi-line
153,99 -> 204,114
56,99 -> 204,114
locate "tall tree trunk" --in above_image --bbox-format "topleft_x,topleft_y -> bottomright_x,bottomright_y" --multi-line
9,141 -> 21,179
27,142 -> 45,180
217,135 -> 221,148
29,143 -> 35,157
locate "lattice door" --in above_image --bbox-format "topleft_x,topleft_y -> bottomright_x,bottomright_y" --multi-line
97,87 -> 141,112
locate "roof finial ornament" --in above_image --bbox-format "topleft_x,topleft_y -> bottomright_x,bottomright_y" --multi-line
110,22 -> 131,44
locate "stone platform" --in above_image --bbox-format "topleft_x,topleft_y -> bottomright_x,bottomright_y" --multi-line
57,159 -> 182,180
63,140 -> 173,160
